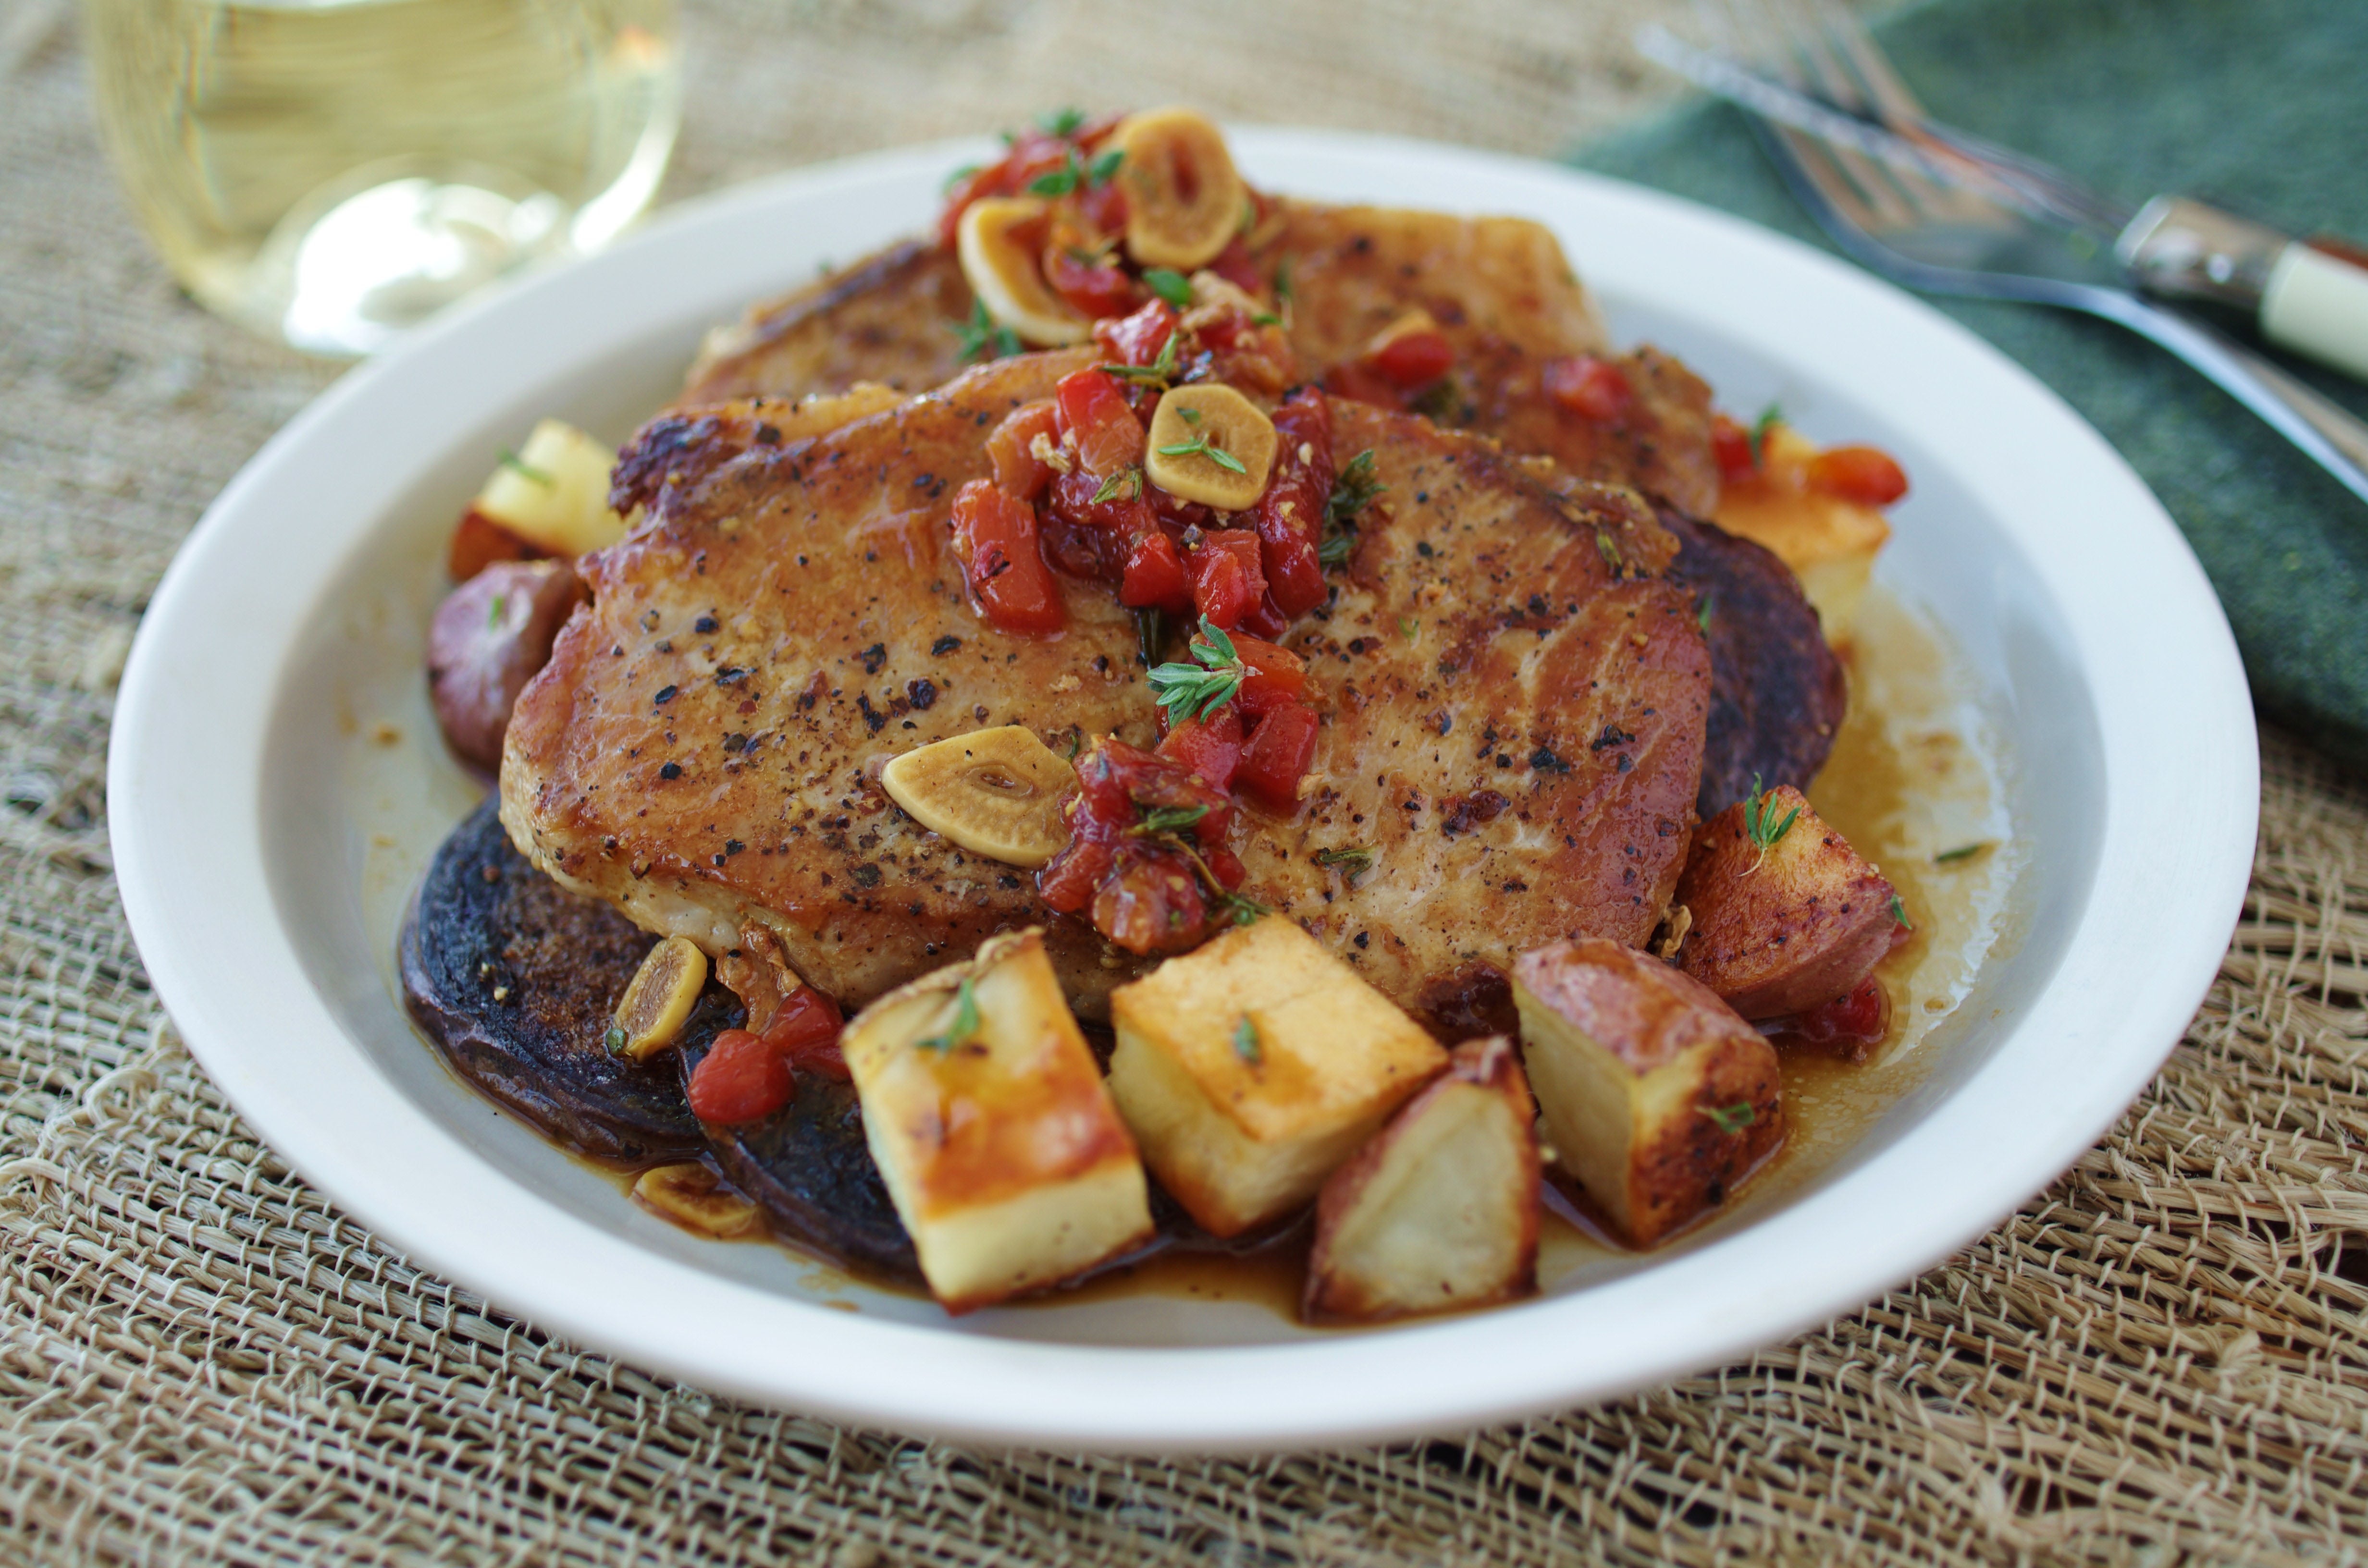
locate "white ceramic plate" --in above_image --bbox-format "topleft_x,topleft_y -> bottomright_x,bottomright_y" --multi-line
109,129 -> 2257,1454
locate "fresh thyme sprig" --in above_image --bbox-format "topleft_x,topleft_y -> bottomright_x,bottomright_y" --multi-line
1090,467 -> 1142,503
1934,842 -> 1989,864
1232,1015 -> 1263,1065
1314,846 -> 1374,884
1129,803 -> 1211,837
1146,617 -> 1247,722
1890,894 -> 1912,930
1319,449 -> 1385,566
1215,889 -> 1268,927
1698,1101 -> 1756,1134
1086,147 -> 1124,186
1098,330 -> 1180,388
1742,773 -> 1800,872
1132,606 -> 1165,668
1154,432 -> 1247,474
1696,593 -> 1715,634
1037,106 -> 1087,137
486,592 -> 510,629
497,449 -> 554,487
953,300 -> 1021,363
917,977 -> 981,1053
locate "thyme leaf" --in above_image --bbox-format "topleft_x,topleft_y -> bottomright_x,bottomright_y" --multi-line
953,300 -> 1021,363
1036,107 -> 1086,137
1097,331 -> 1179,387
1935,842 -> 1989,864
1698,1101 -> 1756,1134
1749,402 -> 1783,467
1143,269 -> 1192,309
917,977 -> 981,1053
1233,1015 -> 1263,1065
1087,147 -> 1124,186
1697,593 -> 1714,634
1326,449 -> 1385,527
1743,773 -> 1800,871
1146,617 -> 1246,722
1154,434 -> 1247,475
1130,803 -> 1211,837
1090,467 -> 1142,503
1890,893 -> 1912,930
497,449 -> 554,487
1314,845 -> 1374,883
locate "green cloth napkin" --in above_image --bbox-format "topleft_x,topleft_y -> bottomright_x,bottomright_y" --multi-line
1579,0 -> 2368,770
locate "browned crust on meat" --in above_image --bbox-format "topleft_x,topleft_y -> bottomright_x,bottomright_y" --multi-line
679,239 -> 976,408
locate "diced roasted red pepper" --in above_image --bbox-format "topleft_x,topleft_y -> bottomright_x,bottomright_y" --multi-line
1208,235 -> 1266,296
936,131 -> 1075,247
1710,412 -> 1757,484
950,479 -> 1064,634
1230,631 -> 1307,715
1187,529 -> 1266,629
760,985 -> 849,1082
1785,976 -> 1891,1058
1249,388 -> 1333,618
447,508 -> 541,581
1121,527 -> 1193,612
1807,445 -> 1910,506
1047,465 -> 1158,541
687,1028 -> 795,1124
1373,328 -> 1455,389
1543,354 -> 1634,423
1234,702 -> 1320,813
985,400 -> 1060,501
1053,368 -> 1145,478
1073,174 -> 1129,237
1045,242 -> 1140,319
1157,700 -> 1243,790
1091,298 -> 1178,368
1091,841 -> 1209,954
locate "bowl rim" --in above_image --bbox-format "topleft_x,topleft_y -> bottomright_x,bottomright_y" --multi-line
107,126 -> 2258,1454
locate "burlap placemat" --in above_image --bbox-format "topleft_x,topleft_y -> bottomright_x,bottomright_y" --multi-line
6,1 -> 2364,1561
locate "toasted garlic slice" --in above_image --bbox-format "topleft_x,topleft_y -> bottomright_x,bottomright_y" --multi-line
956,197 -> 1093,346
1145,384 -> 1277,509
880,725 -> 1074,868
1112,108 -> 1247,272
633,1163 -> 761,1238
609,935 -> 708,1060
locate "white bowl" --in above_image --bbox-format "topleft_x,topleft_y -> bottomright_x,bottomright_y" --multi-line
108,129 -> 2257,1453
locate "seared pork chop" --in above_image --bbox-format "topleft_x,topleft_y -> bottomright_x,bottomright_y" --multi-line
503,356 -> 1708,1016
677,202 -> 1720,515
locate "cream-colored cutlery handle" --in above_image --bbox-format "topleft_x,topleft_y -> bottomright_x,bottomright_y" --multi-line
2262,243 -> 2368,384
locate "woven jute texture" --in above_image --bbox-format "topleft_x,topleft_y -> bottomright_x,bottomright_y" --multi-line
6,0 -> 2366,1561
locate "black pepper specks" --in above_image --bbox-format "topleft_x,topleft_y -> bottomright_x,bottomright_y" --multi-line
694,615 -> 719,634
852,864 -> 882,888
1531,746 -> 1572,775
653,685 -> 678,706
659,762 -> 682,780
931,636 -> 961,656
860,643 -> 888,674
907,678 -> 937,710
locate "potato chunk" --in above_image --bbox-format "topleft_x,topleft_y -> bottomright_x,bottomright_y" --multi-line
1106,916 -> 1447,1238
1304,1036 -> 1541,1323
1676,785 -> 1900,1019
472,419 -> 625,558
1513,939 -> 1782,1247
841,928 -> 1151,1311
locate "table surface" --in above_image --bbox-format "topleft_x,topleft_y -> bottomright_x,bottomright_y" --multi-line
5,1 -> 2365,1562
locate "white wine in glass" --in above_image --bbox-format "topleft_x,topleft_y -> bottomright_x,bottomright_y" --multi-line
85,0 -> 681,356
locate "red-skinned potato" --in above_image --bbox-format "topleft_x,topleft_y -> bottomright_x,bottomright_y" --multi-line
426,559 -> 587,771
1676,785 -> 1898,1019
1513,938 -> 1782,1247
1304,1036 -> 1541,1323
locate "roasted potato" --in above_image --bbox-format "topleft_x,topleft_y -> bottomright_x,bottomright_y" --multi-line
1513,938 -> 1782,1247
1106,916 -> 1448,1238
840,928 -> 1151,1312
1713,423 -> 1891,644
1304,1036 -> 1540,1323
1676,785 -> 1899,1019
471,418 -> 624,558
426,558 -> 587,771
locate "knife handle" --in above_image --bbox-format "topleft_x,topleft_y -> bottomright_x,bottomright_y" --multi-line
2262,242 -> 2368,383
2119,197 -> 2368,385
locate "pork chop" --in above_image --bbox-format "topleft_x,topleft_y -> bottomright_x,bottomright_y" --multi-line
502,357 -> 1708,1017
677,201 -> 1720,514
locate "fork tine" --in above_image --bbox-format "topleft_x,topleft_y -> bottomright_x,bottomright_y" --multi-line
1802,0 -> 1929,121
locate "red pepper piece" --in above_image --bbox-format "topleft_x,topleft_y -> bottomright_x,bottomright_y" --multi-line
1091,840 -> 1209,955
1053,368 -> 1146,478
1045,243 -> 1140,319
762,986 -> 849,1082
1234,702 -> 1320,813
1373,328 -> 1455,388
1542,354 -> 1635,423
1807,445 -> 1910,506
1186,529 -> 1266,629
1710,412 -> 1758,485
950,479 -> 1064,634
1156,700 -> 1243,790
1786,976 -> 1891,1056
1091,298 -> 1178,367
1121,527 -> 1194,612
1208,234 -> 1266,296
1230,631 -> 1307,715
1249,388 -> 1333,619
687,1028 -> 795,1124
985,400 -> 1060,501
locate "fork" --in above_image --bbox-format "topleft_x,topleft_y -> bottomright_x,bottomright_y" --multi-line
1665,0 -> 2368,507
